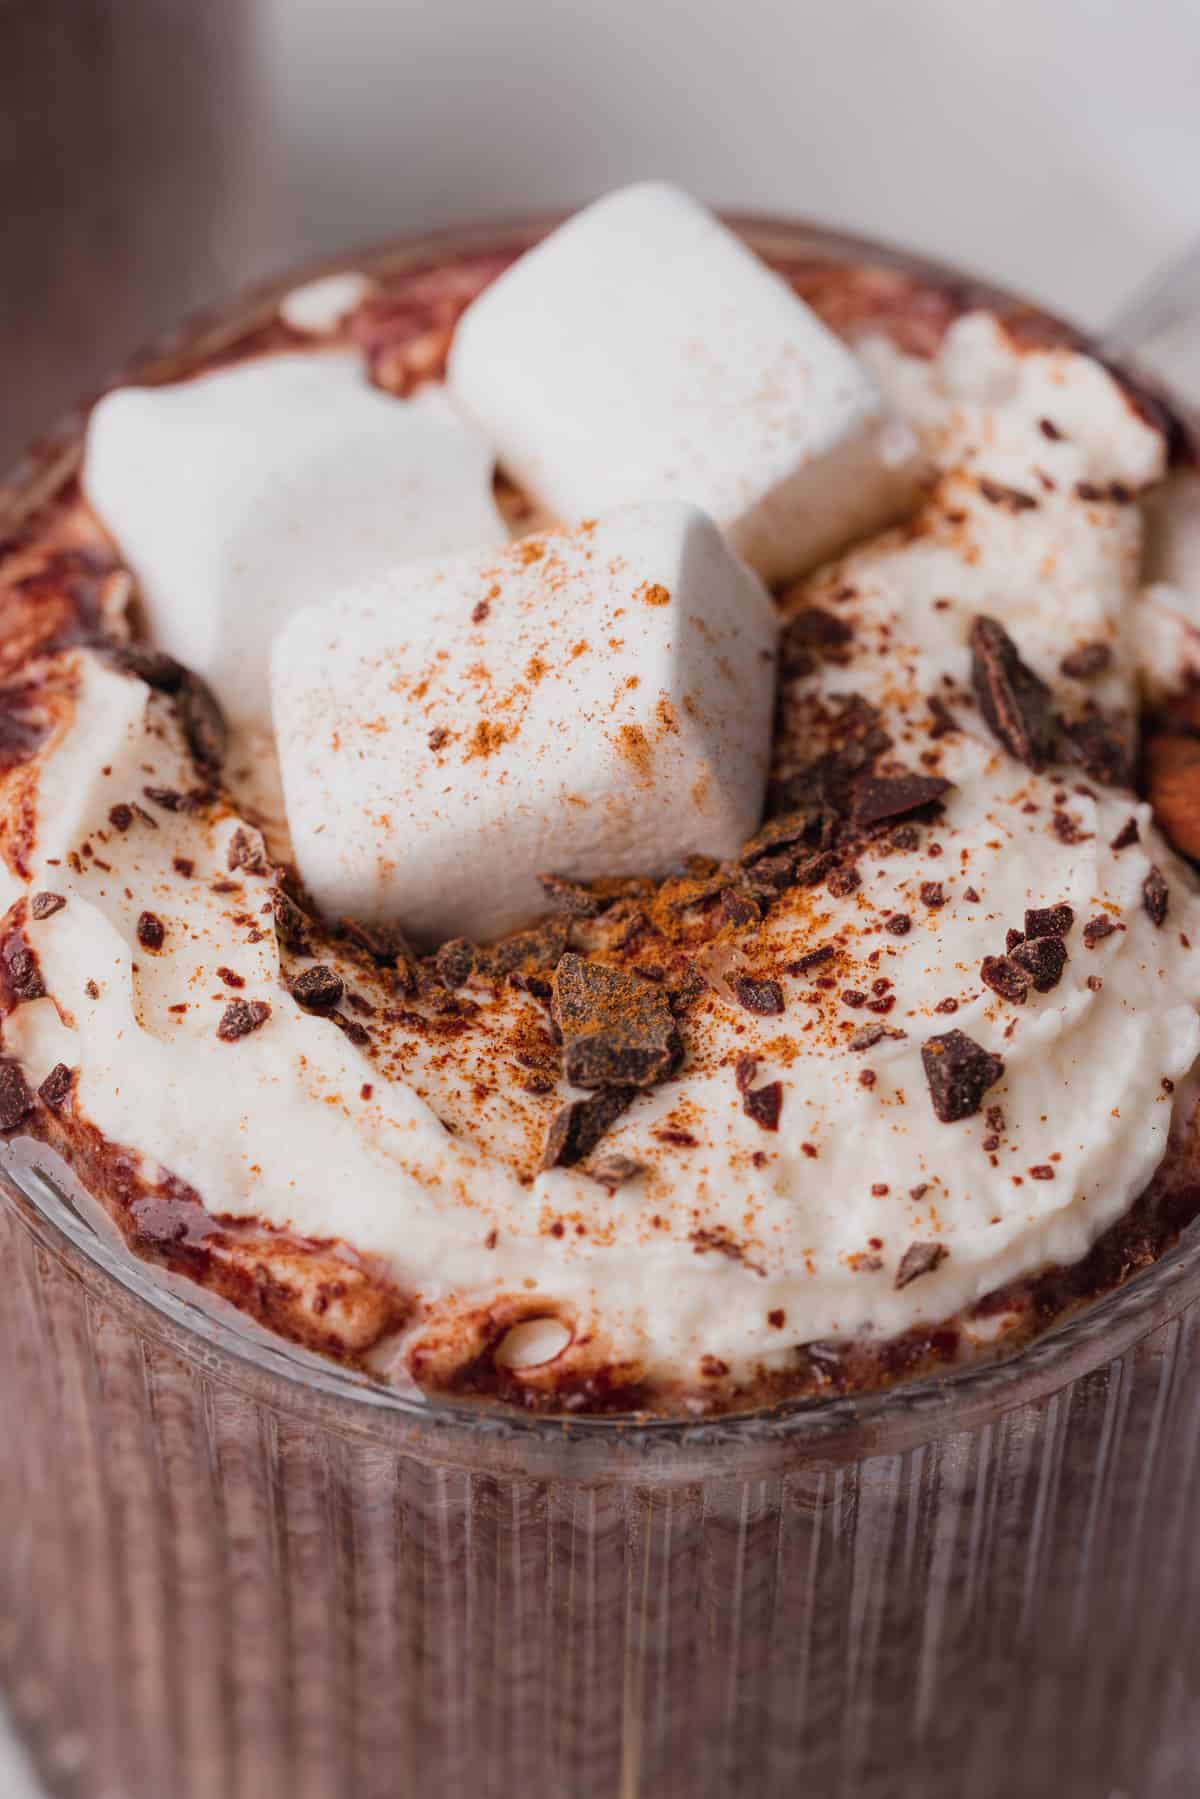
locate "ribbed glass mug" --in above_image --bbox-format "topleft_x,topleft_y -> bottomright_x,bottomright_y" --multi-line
1,218 -> 1198,1799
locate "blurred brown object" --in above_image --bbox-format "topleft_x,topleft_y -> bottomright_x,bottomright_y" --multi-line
0,0 -> 265,470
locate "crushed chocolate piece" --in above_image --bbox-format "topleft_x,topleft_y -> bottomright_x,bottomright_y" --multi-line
720,889 -> 761,929
434,937 -> 476,990
1005,929 -> 1025,953
969,615 -> 1057,771
273,889 -> 312,955
333,1013 -> 370,1047
1024,903 -> 1074,938
977,477 -> 1038,513
1039,417 -> 1064,441
216,998 -> 271,1042
854,772 -> 951,826
535,872 -> 650,916
341,917 -> 411,966
779,606 -> 853,676
1051,809 -> 1089,845
919,881 -> 945,908
738,809 -> 817,865
1110,816 -> 1139,853
927,695 -> 958,738
963,886 -> 980,903
1143,866 -> 1169,928
849,1022 -> 905,1051
177,673 -> 227,772
1060,642 -> 1112,680
427,725 -> 448,753
1,931 -> 46,1004
827,865 -> 861,897
107,803 -> 134,833
30,892 -> 65,920
921,1029 -> 1005,1123
895,1241 -> 950,1288
1011,934 -> 1068,992
0,1058 -> 35,1130
215,966 -> 245,989
885,912 -> 912,936
740,853 -> 797,900
541,1085 -> 636,1168
37,1062 -> 74,1110
731,975 -> 785,1016
551,954 -> 681,1089
227,827 -> 268,875
291,965 -> 344,1011
1062,713 -> 1132,788
482,915 -> 569,979
734,1052 -> 759,1092
789,944 -> 835,975
980,955 -> 1031,1004
136,911 -> 166,953
742,1080 -> 783,1132
1082,915 -> 1118,948
585,1152 -> 644,1191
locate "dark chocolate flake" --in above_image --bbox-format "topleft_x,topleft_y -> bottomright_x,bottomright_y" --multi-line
980,955 -> 1030,1004
1011,934 -> 1068,993
540,1086 -> 636,1169
552,954 -> 682,1089
136,911 -> 166,953
434,937 -> 476,990
216,999 -> 271,1042
227,827 -> 268,875
1024,903 -> 1074,939
1110,816 -> 1139,853
1143,866 -> 1169,928
978,477 -> 1038,513
921,1029 -> 1005,1123
0,1058 -> 34,1130
731,975 -> 785,1016
720,889 -> 761,929
743,1081 -> 783,1132
107,803 -> 134,833
291,965 -> 344,1011
1060,642 -> 1112,680
30,892 -> 65,920
895,1241 -> 950,1289
853,772 -> 951,827
585,1152 -> 644,1191
969,615 -> 1058,771
919,881 -> 946,909
1082,915 -> 1118,948
38,1062 -> 74,1110
2,934 -> 45,1002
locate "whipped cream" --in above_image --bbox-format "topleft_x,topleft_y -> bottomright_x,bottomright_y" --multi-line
4,277 -> 1200,1401
449,183 -> 923,584
84,356 -> 505,729
272,502 -> 778,943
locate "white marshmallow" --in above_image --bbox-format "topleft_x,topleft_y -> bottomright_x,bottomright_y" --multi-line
279,270 -> 373,334
84,354 -> 505,728
272,502 -> 778,944
448,182 -> 920,585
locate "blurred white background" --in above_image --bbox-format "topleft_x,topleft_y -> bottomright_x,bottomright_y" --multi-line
2,0 -> 1200,1790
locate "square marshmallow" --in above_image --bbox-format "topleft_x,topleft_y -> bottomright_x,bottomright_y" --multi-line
84,355 -> 504,728
449,183 -> 920,586
272,502 -> 778,944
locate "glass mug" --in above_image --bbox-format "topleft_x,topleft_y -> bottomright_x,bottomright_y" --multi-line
1,217 -> 1198,1799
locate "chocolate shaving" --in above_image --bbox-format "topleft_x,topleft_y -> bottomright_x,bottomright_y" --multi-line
742,1081 -> 783,1132
30,892 -> 65,920
1062,713 -> 1133,788
921,1029 -> 1004,1123
540,1086 -> 636,1169
969,615 -> 1058,771
731,975 -> 785,1016
1011,934 -> 1068,993
434,938 -> 476,990
1143,866 -> 1170,928
227,827 -> 268,875
136,911 -> 166,953
977,477 -> 1038,513
291,965 -> 344,1011
980,955 -> 1030,1004
585,1152 -> 644,1191
177,673 -> 227,771
37,1062 -> 74,1111
216,999 -> 271,1042
853,772 -> 951,826
1024,903 -> 1074,939
1110,816 -> 1139,853
0,1058 -> 34,1130
1060,642 -> 1112,680
895,1241 -> 950,1289
551,954 -> 681,1089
